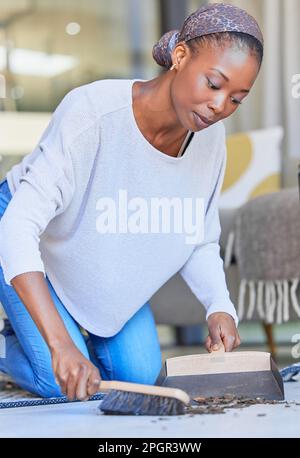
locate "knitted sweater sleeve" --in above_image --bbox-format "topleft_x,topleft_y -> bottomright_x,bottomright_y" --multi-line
0,88 -> 85,286
179,126 -> 239,327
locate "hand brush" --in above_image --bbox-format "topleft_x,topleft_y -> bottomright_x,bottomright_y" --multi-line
97,380 -> 191,415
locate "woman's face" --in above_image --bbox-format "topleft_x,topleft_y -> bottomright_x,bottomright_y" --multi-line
170,42 -> 260,131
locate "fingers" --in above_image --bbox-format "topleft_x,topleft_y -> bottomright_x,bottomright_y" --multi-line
87,370 -> 101,396
76,365 -> 90,401
233,333 -> 241,349
57,372 -> 68,396
222,333 -> 236,352
205,335 -> 212,352
208,327 -> 222,351
66,367 -> 101,401
223,332 -> 241,351
206,313 -> 242,353
66,367 -> 80,401
55,365 -> 101,401
205,334 -> 224,352
52,361 -> 61,389
206,333 -> 240,353
206,335 -> 241,354
206,327 -> 241,352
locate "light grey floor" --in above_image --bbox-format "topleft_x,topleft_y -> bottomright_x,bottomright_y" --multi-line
0,381 -> 299,438
0,323 -> 299,438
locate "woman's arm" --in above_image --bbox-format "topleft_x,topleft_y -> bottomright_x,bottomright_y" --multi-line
11,272 -> 101,401
179,125 -> 240,351
0,87 -> 102,399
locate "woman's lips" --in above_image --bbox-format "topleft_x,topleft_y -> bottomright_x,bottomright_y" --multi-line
193,112 -> 212,129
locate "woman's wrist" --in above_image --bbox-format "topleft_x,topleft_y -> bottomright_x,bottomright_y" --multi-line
48,333 -> 74,353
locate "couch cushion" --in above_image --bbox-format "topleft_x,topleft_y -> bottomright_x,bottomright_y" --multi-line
219,127 -> 283,209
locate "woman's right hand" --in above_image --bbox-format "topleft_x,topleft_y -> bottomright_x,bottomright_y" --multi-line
9,273 -> 102,402
51,341 -> 101,401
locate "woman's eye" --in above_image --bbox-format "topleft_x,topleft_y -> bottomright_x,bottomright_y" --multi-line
207,78 -> 219,90
206,77 -> 243,105
231,97 -> 242,105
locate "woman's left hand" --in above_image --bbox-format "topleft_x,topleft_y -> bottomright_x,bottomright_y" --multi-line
205,312 -> 241,352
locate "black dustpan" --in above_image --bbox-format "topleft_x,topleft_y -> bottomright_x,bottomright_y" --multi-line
155,347 -> 284,401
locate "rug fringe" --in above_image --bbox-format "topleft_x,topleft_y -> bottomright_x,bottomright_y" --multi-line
237,279 -> 300,323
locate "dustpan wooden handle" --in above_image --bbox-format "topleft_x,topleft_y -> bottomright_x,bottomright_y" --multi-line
211,342 -> 225,355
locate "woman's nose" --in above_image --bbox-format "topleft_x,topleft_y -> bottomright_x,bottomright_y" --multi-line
207,95 -> 226,114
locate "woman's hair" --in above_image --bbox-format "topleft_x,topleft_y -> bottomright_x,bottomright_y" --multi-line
152,3 -> 264,71
152,31 -> 263,71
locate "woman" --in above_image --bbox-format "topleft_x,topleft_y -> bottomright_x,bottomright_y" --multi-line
0,3 -> 263,401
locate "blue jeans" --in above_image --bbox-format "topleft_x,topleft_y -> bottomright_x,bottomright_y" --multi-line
0,177 -> 162,397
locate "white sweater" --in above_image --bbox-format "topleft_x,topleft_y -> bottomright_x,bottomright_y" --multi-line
0,78 -> 238,336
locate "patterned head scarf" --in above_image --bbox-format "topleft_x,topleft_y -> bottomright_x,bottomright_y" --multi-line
153,2 -> 264,69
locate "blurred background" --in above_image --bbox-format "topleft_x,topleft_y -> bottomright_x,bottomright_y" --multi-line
0,0 -> 299,370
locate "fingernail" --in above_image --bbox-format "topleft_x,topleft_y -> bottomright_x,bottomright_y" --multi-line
212,344 -> 219,350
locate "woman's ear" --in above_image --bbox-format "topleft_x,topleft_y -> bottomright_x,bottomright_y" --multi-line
172,42 -> 190,68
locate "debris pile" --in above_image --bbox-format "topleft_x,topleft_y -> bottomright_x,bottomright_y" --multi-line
185,394 -> 285,415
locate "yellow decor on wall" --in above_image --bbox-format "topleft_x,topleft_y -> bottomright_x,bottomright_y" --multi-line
222,134 -> 253,192
249,174 -> 281,199
220,126 -> 283,209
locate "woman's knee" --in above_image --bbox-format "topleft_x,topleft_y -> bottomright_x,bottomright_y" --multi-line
115,364 -> 161,385
96,303 -> 163,385
34,377 -> 64,398
112,348 -> 162,385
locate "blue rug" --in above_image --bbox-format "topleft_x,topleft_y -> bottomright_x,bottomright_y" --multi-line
0,373 -> 105,409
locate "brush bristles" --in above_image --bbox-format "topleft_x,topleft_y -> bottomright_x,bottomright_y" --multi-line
99,390 -> 187,416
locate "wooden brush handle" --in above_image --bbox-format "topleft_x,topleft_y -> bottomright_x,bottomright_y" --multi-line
98,380 -> 190,405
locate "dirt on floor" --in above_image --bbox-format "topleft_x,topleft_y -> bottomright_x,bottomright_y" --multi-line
2,377 -> 300,418
183,394 -> 297,415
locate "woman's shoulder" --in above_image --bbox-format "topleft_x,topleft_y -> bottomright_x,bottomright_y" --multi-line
50,79 -> 133,142
78,78 -> 133,118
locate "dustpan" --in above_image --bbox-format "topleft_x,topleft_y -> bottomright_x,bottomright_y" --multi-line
155,348 -> 284,401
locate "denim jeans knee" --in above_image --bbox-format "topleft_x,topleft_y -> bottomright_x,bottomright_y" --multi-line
34,380 -> 63,398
